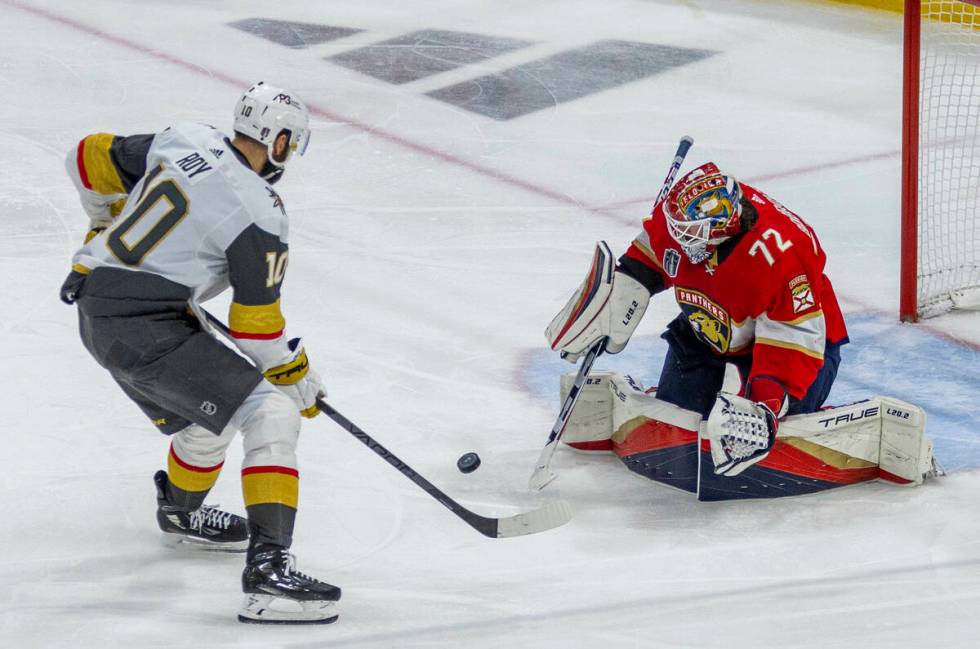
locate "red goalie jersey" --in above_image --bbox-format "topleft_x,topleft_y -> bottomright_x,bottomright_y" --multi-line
622,182 -> 848,401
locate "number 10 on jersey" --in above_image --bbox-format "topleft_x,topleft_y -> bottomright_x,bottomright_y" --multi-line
265,251 -> 288,287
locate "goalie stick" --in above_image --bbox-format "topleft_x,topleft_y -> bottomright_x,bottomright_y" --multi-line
529,135 -> 695,491
201,309 -> 571,539
528,337 -> 607,490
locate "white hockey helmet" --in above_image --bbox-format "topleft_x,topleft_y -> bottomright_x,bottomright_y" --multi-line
233,81 -> 310,175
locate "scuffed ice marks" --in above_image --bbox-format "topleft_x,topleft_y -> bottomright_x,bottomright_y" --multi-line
228,18 -> 362,49
328,30 -> 535,85
427,40 -> 717,120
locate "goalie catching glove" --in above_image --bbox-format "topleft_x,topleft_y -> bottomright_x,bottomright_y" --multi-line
706,392 -> 782,477
546,241 -> 650,363
706,377 -> 788,477
263,338 -> 325,418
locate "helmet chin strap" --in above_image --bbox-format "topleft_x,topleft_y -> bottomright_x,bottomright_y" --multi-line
260,159 -> 285,185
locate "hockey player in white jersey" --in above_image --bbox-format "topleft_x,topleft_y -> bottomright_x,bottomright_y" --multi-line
60,82 -> 340,624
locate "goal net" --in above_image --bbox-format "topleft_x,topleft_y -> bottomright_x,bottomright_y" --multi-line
901,0 -> 980,321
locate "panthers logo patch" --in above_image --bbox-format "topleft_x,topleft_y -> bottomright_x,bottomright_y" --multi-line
675,288 -> 732,353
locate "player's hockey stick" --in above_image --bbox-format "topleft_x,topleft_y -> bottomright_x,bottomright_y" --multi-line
315,398 -> 572,538
201,310 -> 571,539
528,135 -> 695,491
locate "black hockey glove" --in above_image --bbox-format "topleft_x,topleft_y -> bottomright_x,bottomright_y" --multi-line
59,269 -> 88,305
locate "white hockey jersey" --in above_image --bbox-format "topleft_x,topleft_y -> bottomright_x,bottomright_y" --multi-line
69,121 -> 294,370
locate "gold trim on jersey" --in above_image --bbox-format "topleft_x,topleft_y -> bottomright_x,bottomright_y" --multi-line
80,133 -> 126,195
71,263 -> 91,275
755,337 -> 825,360
109,198 -> 127,217
229,300 -> 286,336
755,310 -> 826,358
781,309 -> 824,327
631,236 -> 663,270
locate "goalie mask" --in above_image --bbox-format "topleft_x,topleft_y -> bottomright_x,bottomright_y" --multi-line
233,81 -> 311,184
664,163 -> 743,264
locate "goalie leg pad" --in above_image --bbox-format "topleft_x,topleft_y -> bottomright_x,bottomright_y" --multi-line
877,398 -> 936,486
558,371 -> 615,452
697,396 -> 938,500
770,397 -> 937,486
555,368 -> 939,497
698,399 -> 885,502
608,374 -> 703,493
555,370 -> 704,487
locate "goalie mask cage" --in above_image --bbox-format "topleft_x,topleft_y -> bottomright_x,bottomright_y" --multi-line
901,0 -> 980,321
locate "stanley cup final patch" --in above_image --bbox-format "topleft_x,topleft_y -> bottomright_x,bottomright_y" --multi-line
789,274 -> 815,313
663,248 -> 681,278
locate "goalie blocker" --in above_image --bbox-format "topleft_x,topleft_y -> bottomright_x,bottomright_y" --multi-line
558,371 -> 939,501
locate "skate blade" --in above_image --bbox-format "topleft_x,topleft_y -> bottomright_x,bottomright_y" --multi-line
238,593 -> 339,625
160,532 -> 248,553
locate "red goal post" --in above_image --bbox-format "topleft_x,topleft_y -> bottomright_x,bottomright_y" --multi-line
901,0 -> 980,321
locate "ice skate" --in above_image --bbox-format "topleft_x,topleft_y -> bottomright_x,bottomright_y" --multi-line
154,470 -> 248,552
238,546 -> 341,624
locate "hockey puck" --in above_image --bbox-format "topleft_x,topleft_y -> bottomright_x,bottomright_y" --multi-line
456,452 -> 481,474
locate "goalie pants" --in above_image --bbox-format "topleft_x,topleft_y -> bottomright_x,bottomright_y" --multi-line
656,314 -> 844,419
73,267 -> 301,548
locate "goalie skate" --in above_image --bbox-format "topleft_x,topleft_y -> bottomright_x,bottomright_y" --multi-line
238,547 -> 341,625
154,471 -> 248,552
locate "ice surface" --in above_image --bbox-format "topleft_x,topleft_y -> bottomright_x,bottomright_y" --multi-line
2,0 -> 979,647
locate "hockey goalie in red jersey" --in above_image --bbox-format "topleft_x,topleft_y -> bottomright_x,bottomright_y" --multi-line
625,162 -> 848,419
546,161 -> 939,500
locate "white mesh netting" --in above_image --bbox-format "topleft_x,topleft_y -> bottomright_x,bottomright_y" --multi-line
917,1 -> 980,317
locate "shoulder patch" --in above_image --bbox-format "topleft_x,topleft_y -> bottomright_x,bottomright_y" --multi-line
663,248 -> 681,278
789,274 -> 815,313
